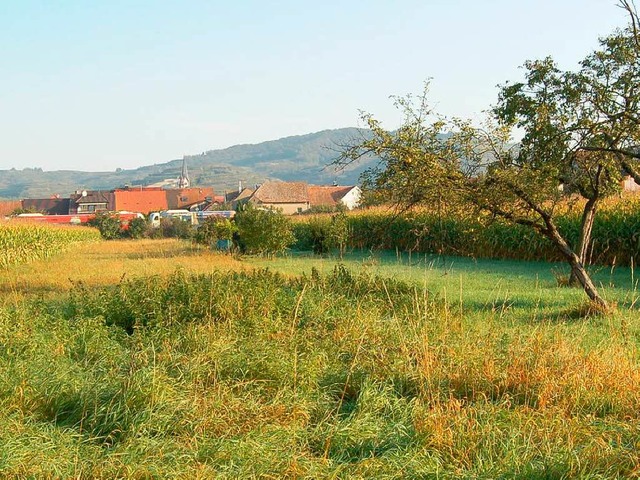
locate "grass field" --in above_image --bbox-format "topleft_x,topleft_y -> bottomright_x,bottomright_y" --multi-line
2,238 -> 640,478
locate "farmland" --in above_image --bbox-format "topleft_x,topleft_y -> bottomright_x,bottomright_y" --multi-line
0,221 -> 101,269
2,232 -> 640,477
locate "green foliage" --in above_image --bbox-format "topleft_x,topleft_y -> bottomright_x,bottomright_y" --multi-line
125,217 -> 148,239
159,217 -> 193,240
3,261 -> 640,477
10,206 -> 42,215
194,218 -> 237,248
234,204 -> 295,256
87,212 -> 123,240
295,213 -> 350,256
291,200 -> 640,266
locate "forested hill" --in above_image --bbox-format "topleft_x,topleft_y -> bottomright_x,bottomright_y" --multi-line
0,128 -> 374,199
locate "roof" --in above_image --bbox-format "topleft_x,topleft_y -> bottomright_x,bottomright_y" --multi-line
71,191 -> 114,205
234,188 -> 255,202
22,198 -> 70,215
166,187 -> 215,209
252,181 -> 309,204
308,185 -> 356,206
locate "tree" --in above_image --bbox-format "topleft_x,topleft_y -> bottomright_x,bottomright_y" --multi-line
493,58 -> 621,286
234,203 -> 295,256
88,212 -> 123,240
338,78 -> 619,310
567,2 -> 640,183
194,217 -> 237,250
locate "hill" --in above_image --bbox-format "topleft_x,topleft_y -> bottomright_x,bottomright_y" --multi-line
0,128 -> 373,199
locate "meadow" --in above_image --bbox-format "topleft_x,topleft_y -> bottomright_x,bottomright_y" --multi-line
2,229 -> 640,478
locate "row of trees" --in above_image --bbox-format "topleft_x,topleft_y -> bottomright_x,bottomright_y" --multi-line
338,2 -> 640,311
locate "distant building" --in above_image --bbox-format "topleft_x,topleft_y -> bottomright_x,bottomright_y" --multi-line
113,186 -> 168,214
69,190 -> 114,214
166,187 -> 215,210
22,197 -> 70,215
177,158 -> 190,189
621,175 -> 640,192
308,185 -> 361,210
227,181 -> 361,214
250,181 -> 310,214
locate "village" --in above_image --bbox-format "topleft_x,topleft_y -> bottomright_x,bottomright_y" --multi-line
0,159 -> 362,227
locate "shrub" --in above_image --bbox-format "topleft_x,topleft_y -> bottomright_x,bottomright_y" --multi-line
194,218 -> 238,249
298,213 -> 350,256
234,204 -> 295,256
125,217 -> 149,239
88,212 -> 123,240
159,217 -> 193,240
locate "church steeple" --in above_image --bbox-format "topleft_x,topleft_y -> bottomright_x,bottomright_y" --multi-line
178,158 -> 190,188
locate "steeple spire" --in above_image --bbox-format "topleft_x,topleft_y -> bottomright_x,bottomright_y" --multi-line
178,158 -> 190,188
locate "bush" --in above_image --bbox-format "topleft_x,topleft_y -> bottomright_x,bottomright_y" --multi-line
297,213 -> 349,256
88,212 -> 123,240
194,218 -> 237,249
159,217 -> 193,240
234,204 -> 295,256
125,217 -> 149,239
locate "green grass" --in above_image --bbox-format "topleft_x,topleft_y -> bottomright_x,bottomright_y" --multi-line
2,243 -> 640,477
249,249 -> 640,320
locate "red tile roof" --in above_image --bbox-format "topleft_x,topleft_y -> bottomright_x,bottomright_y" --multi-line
308,186 -> 355,206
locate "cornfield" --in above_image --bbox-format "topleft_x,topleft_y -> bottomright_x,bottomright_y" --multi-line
0,221 -> 101,268
294,195 -> 640,265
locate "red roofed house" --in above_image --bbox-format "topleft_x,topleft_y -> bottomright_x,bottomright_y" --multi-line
308,185 -> 362,210
114,187 -> 168,214
166,187 -> 215,210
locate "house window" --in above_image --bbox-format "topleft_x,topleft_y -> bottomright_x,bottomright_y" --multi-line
78,203 -> 107,213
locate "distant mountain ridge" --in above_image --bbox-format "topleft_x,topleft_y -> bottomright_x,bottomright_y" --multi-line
0,128 -> 374,199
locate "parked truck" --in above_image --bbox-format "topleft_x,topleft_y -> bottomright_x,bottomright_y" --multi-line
149,210 -> 235,228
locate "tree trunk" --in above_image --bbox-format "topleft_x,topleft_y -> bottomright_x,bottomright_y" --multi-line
569,197 -> 598,286
545,219 -> 609,310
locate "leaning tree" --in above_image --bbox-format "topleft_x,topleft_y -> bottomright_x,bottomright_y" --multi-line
338,4 -> 640,311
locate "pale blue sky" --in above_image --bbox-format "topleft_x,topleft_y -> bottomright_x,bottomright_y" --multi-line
0,1 -> 631,171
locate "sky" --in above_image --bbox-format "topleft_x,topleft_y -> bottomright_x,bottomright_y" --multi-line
0,0 -> 632,172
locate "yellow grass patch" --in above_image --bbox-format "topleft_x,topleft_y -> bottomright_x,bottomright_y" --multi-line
0,239 -> 246,302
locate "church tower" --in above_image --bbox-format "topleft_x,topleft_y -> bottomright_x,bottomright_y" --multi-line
178,158 -> 190,188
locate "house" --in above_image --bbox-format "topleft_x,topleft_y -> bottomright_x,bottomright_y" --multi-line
22,197 -> 71,215
249,181 -> 310,214
228,188 -> 255,209
621,175 -> 640,192
166,187 -> 215,210
223,181 -> 362,214
69,190 -> 115,213
308,185 -> 362,210
113,186 -> 168,214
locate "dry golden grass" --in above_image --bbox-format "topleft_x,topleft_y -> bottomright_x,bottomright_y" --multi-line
0,239 -> 245,303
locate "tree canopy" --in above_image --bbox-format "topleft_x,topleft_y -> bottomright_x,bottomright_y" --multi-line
338,3 -> 640,311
